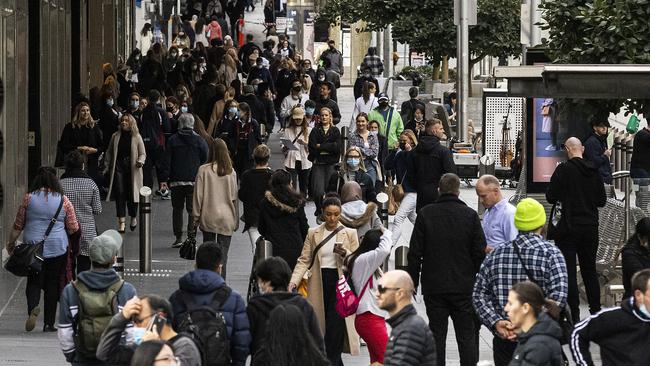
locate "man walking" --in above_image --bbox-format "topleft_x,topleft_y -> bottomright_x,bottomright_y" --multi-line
408,173 -> 486,366
314,82 -> 341,125
570,268 -> 650,365
476,174 -> 518,252
378,270 -> 436,366
167,113 -> 209,248
140,89 -> 172,198
320,40 -> 344,77
584,120 -> 613,184
368,93 -> 404,151
547,137 -> 606,320
473,198 -> 568,366
408,119 -> 456,211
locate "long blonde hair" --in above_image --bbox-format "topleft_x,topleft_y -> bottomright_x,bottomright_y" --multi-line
72,102 -> 97,128
120,114 -> 140,137
209,138 -> 234,176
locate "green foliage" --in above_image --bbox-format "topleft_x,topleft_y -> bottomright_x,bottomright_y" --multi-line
539,0 -> 650,116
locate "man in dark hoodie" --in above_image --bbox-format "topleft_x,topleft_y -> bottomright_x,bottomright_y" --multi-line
310,67 -> 338,102
247,257 -> 324,361
547,137 -> 606,321
314,82 -> 341,125
167,113 -> 209,248
58,230 -> 137,365
353,64 -> 380,100
168,242 -> 251,366
407,119 -> 456,212
570,268 -> 650,366
583,120 -> 613,184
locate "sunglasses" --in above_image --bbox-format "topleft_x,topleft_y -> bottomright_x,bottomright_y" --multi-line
377,284 -> 400,294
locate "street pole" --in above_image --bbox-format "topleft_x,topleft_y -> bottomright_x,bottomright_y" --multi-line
530,0 -> 540,47
455,0 -> 473,142
139,186 -> 153,273
376,192 -> 390,271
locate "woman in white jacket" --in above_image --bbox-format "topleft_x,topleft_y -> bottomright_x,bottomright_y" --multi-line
282,106 -> 312,196
344,228 -> 392,365
350,81 -> 378,131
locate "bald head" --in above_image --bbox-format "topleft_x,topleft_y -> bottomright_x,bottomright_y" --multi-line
564,137 -> 584,159
477,174 -> 500,189
383,270 -> 414,293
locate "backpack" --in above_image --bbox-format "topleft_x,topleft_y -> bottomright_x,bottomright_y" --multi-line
335,275 -> 372,318
176,286 -> 232,366
72,279 -> 124,358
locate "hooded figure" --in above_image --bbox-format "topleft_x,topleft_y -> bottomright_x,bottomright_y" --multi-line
339,182 -> 382,240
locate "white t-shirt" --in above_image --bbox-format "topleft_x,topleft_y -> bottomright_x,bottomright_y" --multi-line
318,228 -> 339,269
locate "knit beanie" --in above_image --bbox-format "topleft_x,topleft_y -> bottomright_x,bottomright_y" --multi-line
514,198 -> 547,232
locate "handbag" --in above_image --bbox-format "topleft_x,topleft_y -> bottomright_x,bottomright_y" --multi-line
298,226 -> 345,297
5,197 -> 64,277
335,275 -> 372,318
179,233 -> 197,260
546,201 -> 563,240
512,241 -> 574,345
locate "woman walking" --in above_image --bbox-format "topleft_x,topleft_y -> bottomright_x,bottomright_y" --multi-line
6,167 -> 79,332
60,150 -> 102,274
59,102 -> 104,185
289,196 -> 360,366
282,106 -> 312,197
385,129 -> 418,246
193,138 -> 239,280
344,228 -> 392,365
349,112 -> 380,184
258,169 -> 309,270
327,146 -> 376,203
308,107 -> 341,217
105,114 -> 146,233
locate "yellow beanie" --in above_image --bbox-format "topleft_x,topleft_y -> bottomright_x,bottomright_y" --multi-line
514,198 -> 547,232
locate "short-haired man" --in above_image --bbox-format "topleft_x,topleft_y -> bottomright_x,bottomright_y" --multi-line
58,230 -> 137,365
168,113 -> 209,248
473,198 -> 568,366
547,137 -> 606,320
238,144 -> 273,250
320,40 -> 344,76
97,294 -> 202,366
408,118 -> 456,211
314,82 -> 341,125
408,173 -> 486,366
476,174 -> 518,252
378,270 -> 436,366
168,242 -> 251,366
247,257 -> 324,361
571,268 -> 650,365
368,93 -> 404,151
583,120 -> 613,184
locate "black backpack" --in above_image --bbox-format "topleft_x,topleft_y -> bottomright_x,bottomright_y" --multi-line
176,286 -> 232,366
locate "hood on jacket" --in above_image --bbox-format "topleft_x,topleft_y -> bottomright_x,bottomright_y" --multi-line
621,296 -> 650,321
247,292 -> 307,315
264,190 -> 303,214
340,201 -> 377,228
416,135 -> 442,153
178,269 -> 225,295
77,269 -> 121,290
517,312 -> 563,343
568,157 -> 598,177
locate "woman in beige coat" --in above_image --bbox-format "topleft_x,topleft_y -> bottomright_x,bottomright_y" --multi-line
289,195 -> 361,365
193,138 -> 239,279
105,114 -> 146,233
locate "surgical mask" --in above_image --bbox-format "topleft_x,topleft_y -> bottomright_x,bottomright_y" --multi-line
132,327 -> 147,345
131,100 -> 139,109
305,107 -> 315,115
318,76 -> 325,82
181,106 -> 188,113
415,116 -> 423,122
640,304 -> 650,318
228,107 -> 239,117
369,130 -> 378,137
106,99 -> 114,107
347,158 -> 360,168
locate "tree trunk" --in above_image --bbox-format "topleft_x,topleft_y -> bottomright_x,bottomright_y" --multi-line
432,63 -> 440,81
442,56 -> 449,84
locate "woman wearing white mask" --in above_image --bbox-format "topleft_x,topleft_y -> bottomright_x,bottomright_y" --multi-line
348,113 -> 380,184
327,146 -> 377,204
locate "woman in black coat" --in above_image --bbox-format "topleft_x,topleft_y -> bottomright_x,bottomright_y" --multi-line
258,170 -> 309,270
622,217 -> 650,298
308,107 -> 341,217
61,102 -> 104,185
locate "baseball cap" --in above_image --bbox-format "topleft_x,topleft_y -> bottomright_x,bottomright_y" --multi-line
378,93 -> 389,102
89,230 -> 122,265
292,107 -> 305,120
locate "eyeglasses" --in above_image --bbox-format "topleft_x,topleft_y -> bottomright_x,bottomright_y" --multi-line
154,355 -> 180,366
377,284 -> 400,294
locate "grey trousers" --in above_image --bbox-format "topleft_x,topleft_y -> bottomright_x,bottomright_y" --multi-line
310,163 -> 335,216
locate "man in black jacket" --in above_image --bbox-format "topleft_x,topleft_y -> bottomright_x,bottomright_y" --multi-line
583,120 -> 612,184
547,137 -> 606,321
408,119 -> 456,211
570,268 -> 650,366
408,173 -> 486,366
400,87 -> 426,124
140,89 -> 172,198
314,82 -> 341,125
353,65 -> 380,100
378,270 -> 436,366
247,257 -> 324,362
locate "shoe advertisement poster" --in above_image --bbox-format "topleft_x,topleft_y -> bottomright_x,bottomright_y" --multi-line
532,97 -> 565,182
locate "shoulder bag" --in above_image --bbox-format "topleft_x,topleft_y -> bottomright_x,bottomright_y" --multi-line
298,225 -> 345,297
5,196 -> 64,277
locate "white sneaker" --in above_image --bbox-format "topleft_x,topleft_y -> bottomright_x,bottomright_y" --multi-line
545,144 -> 558,151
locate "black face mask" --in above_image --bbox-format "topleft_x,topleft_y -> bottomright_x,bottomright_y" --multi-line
292,86 -> 301,92
399,142 -> 407,150
379,101 -> 389,108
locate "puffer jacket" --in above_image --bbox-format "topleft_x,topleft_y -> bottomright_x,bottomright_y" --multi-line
169,269 -> 251,366
384,304 -> 436,366
339,201 -> 381,240
509,313 -> 564,366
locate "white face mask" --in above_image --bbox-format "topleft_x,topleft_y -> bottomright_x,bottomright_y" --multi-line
640,303 -> 650,318
369,130 -> 378,136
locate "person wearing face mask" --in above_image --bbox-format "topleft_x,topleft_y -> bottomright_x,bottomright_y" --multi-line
247,58 -> 275,93
96,294 -> 201,366
173,30 -> 191,49
247,257 -> 324,363
304,100 -> 318,127
319,39 -> 344,76
98,91 -> 122,151
368,93 -> 404,152
301,59 -> 317,83
223,102 -> 262,176
570,268 -> 650,366
622,218 -> 650,298
583,120 -> 613,184
280,79 -> 309,128
353,65 -> 380,100
328,146 -> 377,204
368,120 -> 388,184
165,96 -> 182,136
164,46 -> 180,74
310,67 -> 338,102
385,130 -> 418,246
127,92 -> 143,121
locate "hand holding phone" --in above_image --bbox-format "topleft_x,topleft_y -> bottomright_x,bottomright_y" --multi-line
333,242 -> 346,257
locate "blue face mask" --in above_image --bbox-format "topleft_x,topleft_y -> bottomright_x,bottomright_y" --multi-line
228,107 -> 239,117
305,107 -> 315,115
131,100 -> 139,109
106,99 -> 114,107
181,106 -> 188,113
132,327 -> 146,345
640,304 -> 650,318
347,158 -> 360,168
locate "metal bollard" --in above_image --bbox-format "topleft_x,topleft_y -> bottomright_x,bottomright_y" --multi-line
625,136 -> 634,171
394,246 -> 409,272
114,244 -> 124,279
614,132 -> 623,190
139,186 -> 153,273
341,126 -> 349,160
613,171 -> 631,242
376,192 -> 390,271
260,123 -> 267,143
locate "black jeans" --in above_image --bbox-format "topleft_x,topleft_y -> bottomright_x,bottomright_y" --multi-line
557,224 -> 601,321
492,336 -> 517,366
114,157 -> 138,218
424,293 -> 478,366
287,161 -> 310,197
143,144 -> 168,188
322,268 -> 345,366
201,232 -> 232,280
26,254 -> 67,327
171,185 -> 195,239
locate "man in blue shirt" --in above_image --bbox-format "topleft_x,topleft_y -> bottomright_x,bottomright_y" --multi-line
476,174 -> 518,252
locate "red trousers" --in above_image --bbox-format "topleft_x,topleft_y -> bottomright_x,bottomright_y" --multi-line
354,311 -> 388,363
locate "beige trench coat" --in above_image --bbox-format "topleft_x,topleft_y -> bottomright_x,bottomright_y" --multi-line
290,224 -> 361,355
105,131 -> 146,203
